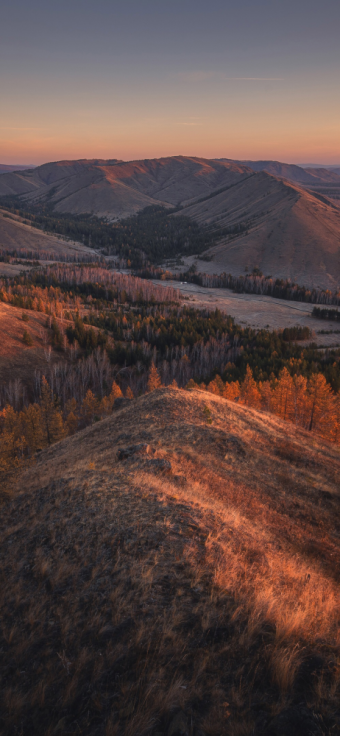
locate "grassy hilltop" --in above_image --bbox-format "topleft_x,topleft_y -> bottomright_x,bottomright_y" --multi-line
1,388 -> 340,735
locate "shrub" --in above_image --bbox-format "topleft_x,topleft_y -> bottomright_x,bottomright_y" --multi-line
22,330 -> 33,346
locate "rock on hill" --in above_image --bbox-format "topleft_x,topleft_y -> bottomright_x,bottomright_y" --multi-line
1,388 -> 339,735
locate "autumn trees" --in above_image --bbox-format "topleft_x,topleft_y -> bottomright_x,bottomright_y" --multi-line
197,365 -> 340,444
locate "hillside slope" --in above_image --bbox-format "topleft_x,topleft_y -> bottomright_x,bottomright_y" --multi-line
217,159 -> 340,186
180,172 -> 340,288
0,164 -> 36,174
1,388 -> 339,735
0,208 -> 96,266
0,157 -> 251,220
1,156 -> 340,286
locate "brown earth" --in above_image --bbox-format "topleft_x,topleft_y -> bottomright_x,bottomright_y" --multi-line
0,388 -> 340,735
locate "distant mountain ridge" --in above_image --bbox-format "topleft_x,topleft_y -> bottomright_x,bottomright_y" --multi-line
0,155 -> 340,288
0,156 -> 252,219
0,164 -> 36,174
216,159 -> 340,185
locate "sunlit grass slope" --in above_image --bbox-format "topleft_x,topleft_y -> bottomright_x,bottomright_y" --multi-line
1,388 -> 339,735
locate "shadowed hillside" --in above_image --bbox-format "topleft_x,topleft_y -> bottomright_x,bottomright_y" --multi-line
179,173 -> 340,289
1,156 -> 340,286
1,388 -> 339,735
0,157 -> 251,220
0,209 -> 96,266
217,159 -> 340,186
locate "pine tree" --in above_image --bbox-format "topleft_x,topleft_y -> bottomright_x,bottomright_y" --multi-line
292,375 -> 309,428
81,390 -> 99,426
307,374 -> 335,435
40,377 -> 65,445
272,367 -> 294,421
65,397 -> 78,435
259,380 -> 272,412
110,381 -> 123,400
223,380 -> 240,402
147,362 -> 161,392
240,366 -> 261,408
21,404 -> 44,452
126,386 -> 134,399
186,379 -> 199,390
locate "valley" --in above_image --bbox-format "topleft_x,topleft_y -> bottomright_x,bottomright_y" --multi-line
153,279 -> 340,346
1,156 -> 340,736
1,155 -> 340,288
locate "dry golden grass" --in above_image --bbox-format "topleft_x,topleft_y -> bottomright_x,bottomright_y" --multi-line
0,388 -> 340,735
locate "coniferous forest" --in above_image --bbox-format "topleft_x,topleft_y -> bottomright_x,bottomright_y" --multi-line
1,264 -> 340,496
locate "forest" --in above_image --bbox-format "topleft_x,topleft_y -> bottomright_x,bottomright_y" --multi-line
1,264 -> 340,497
137,266 -> 340,306
2,196 -> 340,306
312,306 -> 340,321
0,199 -> 215,266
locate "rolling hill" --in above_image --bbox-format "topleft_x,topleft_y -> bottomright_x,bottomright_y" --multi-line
0,208 -> 97,268
0,164 -> 36,174
179,172 -> 340,289
0,157 -> 251,220
1,156 -> 340,287
217,159 -> 340,186
1,387 -> 340,735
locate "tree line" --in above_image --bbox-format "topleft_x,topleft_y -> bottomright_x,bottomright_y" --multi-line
2,360 -> 340,501
0,200 -> 216,267
1,264 -> 340,497
136,266 -> 340,307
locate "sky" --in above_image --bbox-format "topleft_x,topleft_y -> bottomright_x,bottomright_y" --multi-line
1,0 -> 340,165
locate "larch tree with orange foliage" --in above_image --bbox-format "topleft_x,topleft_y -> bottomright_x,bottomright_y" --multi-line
272,367 -> 294,421
40,377 -> 65,446
307,373 -> 335,437
223,381 -> 240,402
240,366 -> 261,408
147,362 -> 162,392
81,390 -> 99,426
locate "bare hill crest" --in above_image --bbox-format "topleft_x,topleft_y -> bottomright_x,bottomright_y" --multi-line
0,156 -> 251,220
1,387 -> 340,734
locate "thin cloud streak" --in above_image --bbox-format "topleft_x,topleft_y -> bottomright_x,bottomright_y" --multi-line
224,77 -> 284,81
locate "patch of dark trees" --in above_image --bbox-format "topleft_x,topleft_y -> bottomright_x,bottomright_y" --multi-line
136,266 -> 340,306
312,307 -> 340,321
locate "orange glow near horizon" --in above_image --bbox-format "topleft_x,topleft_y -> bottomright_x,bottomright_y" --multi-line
2,1 -> 340,166
2,119 -> 340,166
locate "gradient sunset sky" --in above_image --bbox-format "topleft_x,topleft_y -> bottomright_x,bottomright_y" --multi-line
1,0 -> 340,165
